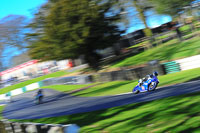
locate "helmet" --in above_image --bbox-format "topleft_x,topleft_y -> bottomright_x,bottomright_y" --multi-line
153,71 -> 158,76
38,89 -> 42,93
149,74 -> 153,78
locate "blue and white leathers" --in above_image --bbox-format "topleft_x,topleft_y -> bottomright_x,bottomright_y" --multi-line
133,76 -> 159,94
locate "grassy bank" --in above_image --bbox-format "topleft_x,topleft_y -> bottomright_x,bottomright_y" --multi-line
12,91 -> 200,132
111,37 -> 200,68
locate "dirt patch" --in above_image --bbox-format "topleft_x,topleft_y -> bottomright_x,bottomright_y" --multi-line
60,72 -> 82,77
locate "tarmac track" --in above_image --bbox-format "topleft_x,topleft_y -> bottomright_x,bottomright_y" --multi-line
3,80 -> 200,119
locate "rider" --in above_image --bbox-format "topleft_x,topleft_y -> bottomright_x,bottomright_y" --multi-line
138,71 -> 158,86
153,71 -> 158,77
35,89 -> 44,104
35,89 -> 43,98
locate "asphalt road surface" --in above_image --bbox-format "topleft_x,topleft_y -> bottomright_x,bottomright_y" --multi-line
3,80 -> 200,119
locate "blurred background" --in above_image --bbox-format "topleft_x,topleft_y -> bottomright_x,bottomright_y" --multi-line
1,1 -> 200,132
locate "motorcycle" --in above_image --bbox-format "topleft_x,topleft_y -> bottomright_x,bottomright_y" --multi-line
35,92 -> 43,104
133,75 -> 159,94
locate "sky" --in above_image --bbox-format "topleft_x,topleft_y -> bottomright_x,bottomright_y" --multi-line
126,13 -> 172,33
0,0 -> 172,30
0,0 -> 172,68
0,0 -> 47,19
0,0 -> 47,68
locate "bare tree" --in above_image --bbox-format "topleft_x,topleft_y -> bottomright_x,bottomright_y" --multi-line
116,0 -> 154,48
0,15 -> 28,69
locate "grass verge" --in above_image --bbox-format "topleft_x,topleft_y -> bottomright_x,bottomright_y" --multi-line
11,91 -> 200,132
0,106 -> 5,120
41,83 -> 98,93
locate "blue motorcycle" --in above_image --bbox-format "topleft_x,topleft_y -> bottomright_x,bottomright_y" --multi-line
35,90 -> 44,104
133,75 -> 159,94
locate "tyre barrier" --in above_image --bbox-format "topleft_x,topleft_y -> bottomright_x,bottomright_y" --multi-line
0,119 -> 80,133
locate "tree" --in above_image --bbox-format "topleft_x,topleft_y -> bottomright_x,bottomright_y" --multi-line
149,0 -> 195,41
0,45 -> 4,71
149,0 -> 194,17
0,15 -> 27,49
26,1 -> 59,62
25,2 -> 53,43
133,0 -> 153,36
115,0 -> 154,48
0,15 -> 28,69
27,0 -> 123,69
11,52 -> 30,67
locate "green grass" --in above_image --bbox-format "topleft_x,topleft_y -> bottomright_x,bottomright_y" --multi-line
156,34 -> 171,40
12,91 -> 200,132
129,40 -> 148,49
73,67 -> 200,96
74,80 -> 134,96
156,31 -> 175,40
111,37 -> 200,68
41,83 -> 97,92
0,70 -> 71,94
0,106 -> 5,120
180,25 -> 191,32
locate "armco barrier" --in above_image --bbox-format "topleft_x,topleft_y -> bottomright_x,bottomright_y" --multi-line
162,61 -> 180,74
162,54 -> 200,74
0,119 -> 80,133
93,65 -> 165,82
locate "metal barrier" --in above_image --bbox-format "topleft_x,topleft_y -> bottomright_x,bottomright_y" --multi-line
0,119 -> 80,133
93,65 -> 165,82
162,61 -> 180,74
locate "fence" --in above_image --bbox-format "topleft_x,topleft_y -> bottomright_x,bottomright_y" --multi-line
92,64 -> 165,82
0,119 -> 79,133
96,54 -> 200,81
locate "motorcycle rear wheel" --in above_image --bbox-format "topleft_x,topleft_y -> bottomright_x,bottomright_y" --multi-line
148,82 -> 157,91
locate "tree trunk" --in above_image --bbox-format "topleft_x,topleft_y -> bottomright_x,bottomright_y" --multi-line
85,51 -> 101,71
133,0 -> 153,49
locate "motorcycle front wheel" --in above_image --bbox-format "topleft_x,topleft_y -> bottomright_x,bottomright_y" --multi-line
38,96 -> 43,104
133,89 -> 139,94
